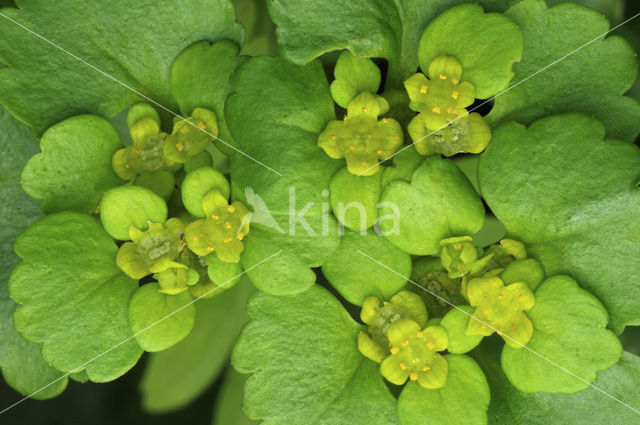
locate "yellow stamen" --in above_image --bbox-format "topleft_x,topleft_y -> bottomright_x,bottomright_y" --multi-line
452,78 -> 459,84
206,246 -> 214,252
377,149 -> 383,154
439,74 -> 447,80
390,346 -> 400,355
227,205 -> 236,213
225,221 -> 232,229
498,294 -> 505,299
401,339 -> 409,346
192,235 -> 198,241
451,90 -> 459,99
212,214 -> 219,220
420,84 -> 428,94
197,121 -> 207,130
237,232 -> 245,240
426,341 -> 435,350
416,331 -> 424,338
349,146 -> 355,151
176,142 -> 184,152
180,125 -> 190,134
400,363 -> 407,370
331,134 -> 336,140
224,237 -> 232,243
432,106 -> 441,114
423,366 -> 431,372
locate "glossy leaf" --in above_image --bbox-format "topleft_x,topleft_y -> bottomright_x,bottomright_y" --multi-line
502,275 -> 621,393
9,212 -> 142,381
0,0 -> 243,134
233,285 -> 400,424
0,107 -> 67,399
21,115 -> 123,214
478,113 -> 640,333
140,278 -> 253,413
488,0 -> 640,141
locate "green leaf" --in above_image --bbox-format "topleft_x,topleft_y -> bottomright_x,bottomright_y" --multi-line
9,212 -> 142,381
181,167 -> 230,218
418,3 -> 523,98
476,340 -> 640,425
241,218 -> 340,295
0,107 -> 67,399
128,282 -> 195,352
20,115 -> 123,214
329,167 -> 382,231
232,285 -> 400,424
212,368 -> 259,425
380,156 -> 485,255
322,229 -> 411,305
502,275 -> 621,393
170,39 -> 247,155
140,278 -> 254,413
100,186 -> 168,241
0,0 -> 243,134
478,113 -> 640,332
330,50 -> 381,108
397,354 -> 490,425
267,0 -> 517,85
439,305 -> 483,354
227,56 -> 340,216
487,0 -> 640,141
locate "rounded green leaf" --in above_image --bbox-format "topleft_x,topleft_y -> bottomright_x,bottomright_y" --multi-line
9,212 -> 142,381
21,115 -> 123,213
181,167 -> 230,217
140,278 -> 254,413
439,305 -> 483,354
488,0 -> 640,141
240,216 -> 340,295
133,170 -> 176,201
478,113 -> 640,332
0,0 -> 243,134
380,156 -> 484,255
126,102 -> 161,128
206,254 -> 243,288
418,3 -> 523,98
329,167 -> 382,231
500,258 -> 545,291
0,107 -> 67,399
330,50 -> 381,108
322,229 -> 411,305
397,354 -> 490,425
502,275 -> 622,393
100,186 -> 168,240
232,285 -> 400,424
184,151 -> 214,174
129,282 -> 195,352
170,40 -> 247,155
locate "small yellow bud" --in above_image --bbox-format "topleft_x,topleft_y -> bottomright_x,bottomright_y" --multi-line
410,372 -> 418,381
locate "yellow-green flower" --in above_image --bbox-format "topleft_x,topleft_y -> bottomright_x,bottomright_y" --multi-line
184,189 -> 251,263
404,55 -> 491,156
380,319 -> 449,388
318,92 -> 403,176
116,218 -> 185,279
466,276 -> 535,348
164,107 -> 218,164
357,291 -> 427,363
112,117 -> 168,180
